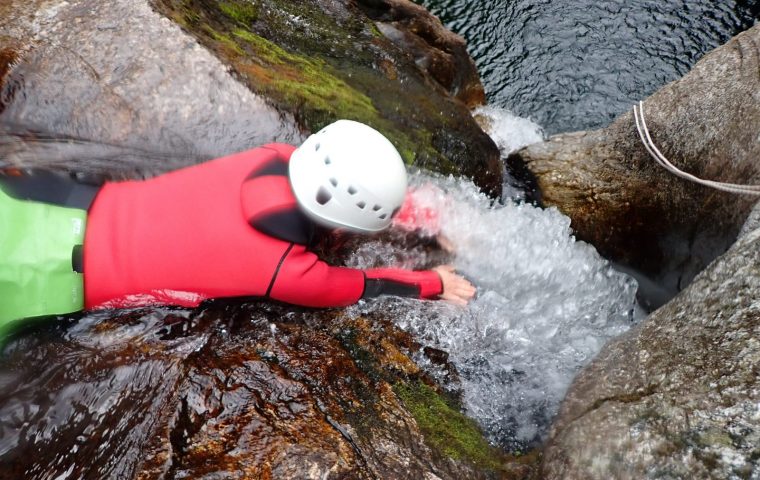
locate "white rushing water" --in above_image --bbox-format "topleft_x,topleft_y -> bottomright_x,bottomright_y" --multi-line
346,107 -> 641,449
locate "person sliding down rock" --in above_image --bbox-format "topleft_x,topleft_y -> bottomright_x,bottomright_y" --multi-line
0,120 -> 476,335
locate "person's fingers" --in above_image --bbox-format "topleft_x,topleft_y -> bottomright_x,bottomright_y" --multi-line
452,291 -> 475,301
451,275 -> 473,286
453,287 -> 475,298
442,297 -> 466,306
450,276 -> 476,294
448,281 -> 471,293
441,287 -> 474,304
440,293 -> 468,306
433,265 -> 476,305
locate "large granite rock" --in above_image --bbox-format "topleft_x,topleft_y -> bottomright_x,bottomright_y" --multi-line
540,225 -> 760,479
509,25 -> 760,308
149,0 -> 502,195
0,303 -> 524,479
0,0 -> 501,194
0,0 -> 304,178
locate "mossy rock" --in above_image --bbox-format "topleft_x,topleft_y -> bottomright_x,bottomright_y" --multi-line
0,302 -> 539,479
395,381 -> 541,477
150,0 -> 502,196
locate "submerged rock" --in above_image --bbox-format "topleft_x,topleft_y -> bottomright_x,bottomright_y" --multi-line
541,226 -> 760,479
509,24 -> 760,308
0,304 -> 526,479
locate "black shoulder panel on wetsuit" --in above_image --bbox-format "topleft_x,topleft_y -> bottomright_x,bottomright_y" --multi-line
244,154 -> 315,245
249,207 -> 315,246
362,279 -> 421,299
245,157 -> 289,180
0,169 -> 100,210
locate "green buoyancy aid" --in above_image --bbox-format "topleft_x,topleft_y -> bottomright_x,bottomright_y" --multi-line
0,187 -> 86,339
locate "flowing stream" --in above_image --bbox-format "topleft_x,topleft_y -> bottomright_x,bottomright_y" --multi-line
345,107 -> 640,449
389,2 -> 759,445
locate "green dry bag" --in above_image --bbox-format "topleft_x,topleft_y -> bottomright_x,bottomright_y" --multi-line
0,187 -> 86,340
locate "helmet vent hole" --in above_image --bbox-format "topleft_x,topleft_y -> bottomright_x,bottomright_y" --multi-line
392,206 -> 401,217
330,177 -> 338,187
316,187 -> 332,205
379,213 -> 388,220
347,186 -> 358,195
356,201 -> 366,209
324,156 -> 331,165
315,143 -> 321,151
372,205 -> 382,212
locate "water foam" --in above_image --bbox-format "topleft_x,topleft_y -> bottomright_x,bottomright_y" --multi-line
474,105 -> 545,200
346,107 -> 640,449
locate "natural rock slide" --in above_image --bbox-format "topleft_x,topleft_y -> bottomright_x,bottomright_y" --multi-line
1,0 -> 759,478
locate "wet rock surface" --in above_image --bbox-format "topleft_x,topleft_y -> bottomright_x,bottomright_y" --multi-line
541,226 -> 760,479
0,303 -> 523,479
149,0 -> 502,195
509,24 -> 760,309
0,0 -> 303,178
0,0 -> 501,192
356,0 -> 486,108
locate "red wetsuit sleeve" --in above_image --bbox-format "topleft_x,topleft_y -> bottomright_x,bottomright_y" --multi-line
269,244 -> 366,307
268,245 -> 444,307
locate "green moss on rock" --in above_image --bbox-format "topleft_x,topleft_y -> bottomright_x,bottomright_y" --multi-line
219,1 -> 258,26
395,381 -> 504,472
229,29 -> 435,165
151,0 -> 501,194
204,24 -> 244,55
231,28 -> 378,124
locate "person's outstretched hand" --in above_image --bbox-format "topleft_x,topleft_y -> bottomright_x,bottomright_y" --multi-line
433,265 -> 476,306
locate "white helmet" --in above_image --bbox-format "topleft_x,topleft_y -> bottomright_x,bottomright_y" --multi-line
289,120 -> 408,233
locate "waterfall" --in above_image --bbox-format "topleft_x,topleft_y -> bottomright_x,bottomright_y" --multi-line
346,107 -> 642,449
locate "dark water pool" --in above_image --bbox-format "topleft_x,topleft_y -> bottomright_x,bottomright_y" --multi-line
420,0 -> 760,134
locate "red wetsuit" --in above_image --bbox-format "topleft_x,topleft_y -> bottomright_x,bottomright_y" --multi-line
83,144 -> 442,309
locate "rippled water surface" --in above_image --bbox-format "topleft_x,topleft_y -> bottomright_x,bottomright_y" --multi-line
421,0 -> 760,133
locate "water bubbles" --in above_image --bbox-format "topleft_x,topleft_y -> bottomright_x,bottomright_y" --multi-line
345,111 -> 639,449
